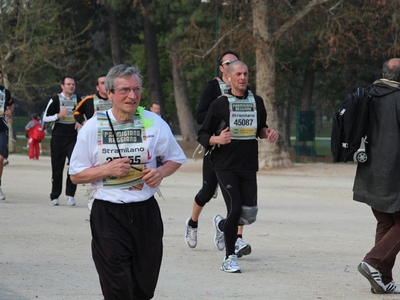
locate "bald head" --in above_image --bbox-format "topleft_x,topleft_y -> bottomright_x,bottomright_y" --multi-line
227,60 -> 247,73
382,58 -> 400,81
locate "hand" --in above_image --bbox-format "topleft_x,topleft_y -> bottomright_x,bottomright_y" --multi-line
59,107 -> 68,118
4,107 -> 12,118
266,128 -> 279,143
75,122 -> 82,131
218,127 -> 231,145
142,168 -> 163,188
106,157 -> 131,177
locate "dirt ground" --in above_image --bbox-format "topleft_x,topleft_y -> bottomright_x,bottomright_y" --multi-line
0,154 -> 399,300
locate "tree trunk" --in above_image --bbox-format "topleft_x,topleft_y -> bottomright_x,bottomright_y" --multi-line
300,65 -> 315,111
143,13 -> 167,119
283,101 -> 291,148
299,66 -> 315,146
108,9 -> 122,65
252,0 -> 293,168
171,44 -> 197,141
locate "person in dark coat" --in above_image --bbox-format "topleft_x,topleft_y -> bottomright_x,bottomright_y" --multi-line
354,58 -> 400,294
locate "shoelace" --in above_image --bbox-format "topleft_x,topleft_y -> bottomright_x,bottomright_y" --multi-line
187,226 -> 197,238
228,256 -> 239,268
236,238 -> 246,247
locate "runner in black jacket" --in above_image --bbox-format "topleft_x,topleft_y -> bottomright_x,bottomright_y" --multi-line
43,76 -> 82,206
198,60 -> 278,273
73,75 -> 111,125
185,51 -> 254,257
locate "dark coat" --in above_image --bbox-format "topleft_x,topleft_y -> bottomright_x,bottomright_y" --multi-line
353,79 -> 400,213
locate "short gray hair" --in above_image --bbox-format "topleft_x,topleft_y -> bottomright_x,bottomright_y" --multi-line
382,58 -> 400,82
105,64 -> 143,91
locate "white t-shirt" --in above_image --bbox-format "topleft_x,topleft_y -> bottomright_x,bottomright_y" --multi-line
69,109 -> 186,203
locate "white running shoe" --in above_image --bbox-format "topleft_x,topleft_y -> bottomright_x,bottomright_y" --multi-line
185,218 -> 198,248
213,215 -> 225,251
0,187 -> 5,200
371,281 -> 400,294
3,158 -> 9,166
221,254 -> 241,273
50,199 -> 59,206
235,237 -> 252,257
358,261 -> 386,294
66,196 -> 76,206
383,281 -> 400,294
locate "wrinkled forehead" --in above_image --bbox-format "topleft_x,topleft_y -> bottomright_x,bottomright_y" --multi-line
114,74 -> 141,87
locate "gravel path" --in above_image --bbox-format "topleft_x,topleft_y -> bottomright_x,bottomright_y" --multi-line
0,155 -> 396,299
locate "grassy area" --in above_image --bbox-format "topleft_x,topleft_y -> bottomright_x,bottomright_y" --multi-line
12,136 -> 51,156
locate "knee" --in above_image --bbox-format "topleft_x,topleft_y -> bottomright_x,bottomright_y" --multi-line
239,206 -> 258,225
194,195 -> 207,207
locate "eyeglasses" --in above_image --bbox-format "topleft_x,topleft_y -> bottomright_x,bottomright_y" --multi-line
111,86 -> 144,95
221,60 -> 233,66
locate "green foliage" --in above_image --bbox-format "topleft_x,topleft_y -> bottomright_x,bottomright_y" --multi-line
0,0 -> 95,117
4,0 -> 400,143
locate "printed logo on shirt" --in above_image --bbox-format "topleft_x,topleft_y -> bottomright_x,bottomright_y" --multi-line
102,129 -> 143,144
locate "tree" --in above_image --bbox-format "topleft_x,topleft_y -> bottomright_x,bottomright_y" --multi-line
0,0 -> 93,151
150,0 -> 215,140
251,0 -> 334,168
108,8 -> 123,65
142,0 -> 168,119
171,43 -> 197,140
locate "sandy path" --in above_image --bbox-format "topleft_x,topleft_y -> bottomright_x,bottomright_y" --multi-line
0,154 -> 396,299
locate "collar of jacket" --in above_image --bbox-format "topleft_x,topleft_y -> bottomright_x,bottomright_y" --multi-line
374,78 -> 400,89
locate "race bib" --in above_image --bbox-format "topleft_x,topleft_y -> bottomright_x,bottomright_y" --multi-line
227,91 -> 257,140
93,95 -> 112,112
58,94 -> 77,124
97,112 -> 149,190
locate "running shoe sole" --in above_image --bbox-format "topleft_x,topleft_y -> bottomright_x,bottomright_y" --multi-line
236,244 -> 252,258
358,262 -> 385,294
221,266 -> 241,273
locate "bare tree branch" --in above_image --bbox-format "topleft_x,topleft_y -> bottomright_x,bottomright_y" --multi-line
273,0 -> 337,43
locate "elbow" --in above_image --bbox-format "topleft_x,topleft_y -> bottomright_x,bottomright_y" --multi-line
70,174 -> 79,185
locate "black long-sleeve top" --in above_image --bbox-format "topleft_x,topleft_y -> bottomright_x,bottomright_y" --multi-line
195,78 -> 224,125
43,93 -> 82,137
197,90 -> 268,172
0,86 -> 12,133
73,92 -> 109,125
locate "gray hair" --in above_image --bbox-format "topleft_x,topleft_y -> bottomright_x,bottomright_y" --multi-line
382,58 -> 400,82
105,64 -> 143,90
